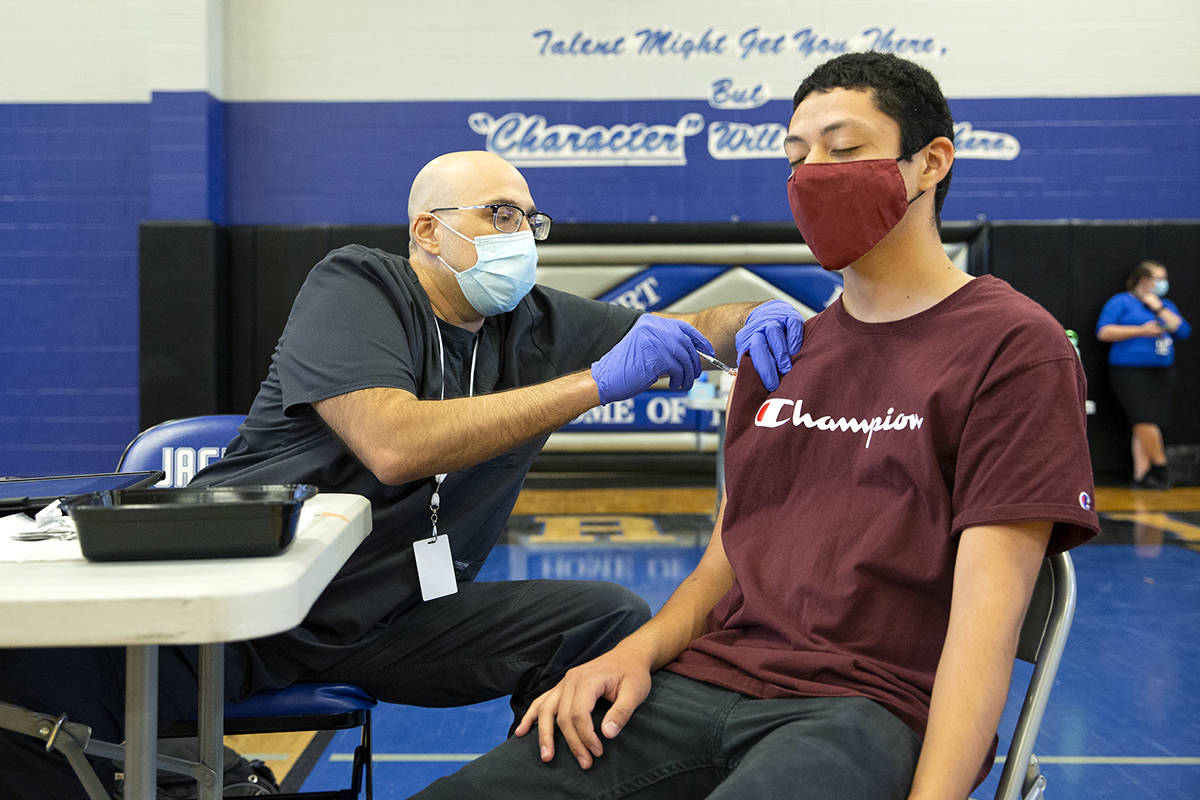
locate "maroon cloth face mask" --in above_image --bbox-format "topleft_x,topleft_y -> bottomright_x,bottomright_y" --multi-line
786,158 -> 915,271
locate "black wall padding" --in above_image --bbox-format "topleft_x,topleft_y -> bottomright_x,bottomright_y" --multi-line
328,225 -> 411,254
1148,223 -> 1200,466
989,223 -> 1075,322
138,221 -> 229,429
989,221 -> 1197,483
227,225 -> 415,411
248,226 -> 331,397
1067,223 -> 1151,484
227,227 -> 260,412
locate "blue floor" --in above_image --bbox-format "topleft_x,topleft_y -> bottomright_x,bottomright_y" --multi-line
301,519 -> 1200,799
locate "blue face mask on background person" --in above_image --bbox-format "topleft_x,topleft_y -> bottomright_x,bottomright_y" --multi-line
434,219 -> 538,316
1152,278 -> 1169,297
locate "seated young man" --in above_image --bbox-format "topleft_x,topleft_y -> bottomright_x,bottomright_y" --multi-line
409,52 -> 1100,800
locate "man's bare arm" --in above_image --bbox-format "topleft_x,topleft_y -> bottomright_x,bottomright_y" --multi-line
906,520 -> 1052,800
658,302 -> 758,364
314,371 -> 599,485
316,302 -> 772,485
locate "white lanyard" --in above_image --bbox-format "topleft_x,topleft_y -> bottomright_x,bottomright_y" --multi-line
434,324 -> 479,402
430,324 -> 478,538
414,325 -> 479,602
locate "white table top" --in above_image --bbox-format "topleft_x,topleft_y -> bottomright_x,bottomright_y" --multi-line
0,493 -> 371,647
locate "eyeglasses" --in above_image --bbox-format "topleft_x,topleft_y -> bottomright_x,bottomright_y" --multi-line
429,204 -> 554,241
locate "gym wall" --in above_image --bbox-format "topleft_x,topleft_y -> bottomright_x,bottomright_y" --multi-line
2,1 -> 1197,481
138,218 -> 1196,484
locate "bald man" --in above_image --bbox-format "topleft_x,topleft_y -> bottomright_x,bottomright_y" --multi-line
0,151 -> 803,799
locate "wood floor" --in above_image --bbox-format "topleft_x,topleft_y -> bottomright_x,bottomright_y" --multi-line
515,485 -> 1200,515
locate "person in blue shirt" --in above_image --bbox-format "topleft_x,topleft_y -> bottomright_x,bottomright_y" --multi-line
1096,260 -> 1191,488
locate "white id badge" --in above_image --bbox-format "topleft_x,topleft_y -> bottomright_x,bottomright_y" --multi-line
413,534 -> 458,601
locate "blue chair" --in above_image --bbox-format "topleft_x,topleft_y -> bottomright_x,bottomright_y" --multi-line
117,414 -> 247,489
119,415 -> 376,799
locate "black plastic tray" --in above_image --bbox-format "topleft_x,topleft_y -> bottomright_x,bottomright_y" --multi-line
63,485 -> 318,562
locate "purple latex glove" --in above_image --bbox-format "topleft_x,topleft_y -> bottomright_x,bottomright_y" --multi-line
735,300 -> 804,391
591,315 -> 715,404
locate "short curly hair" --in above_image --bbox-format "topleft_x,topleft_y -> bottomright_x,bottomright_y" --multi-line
793,52 -> 955,225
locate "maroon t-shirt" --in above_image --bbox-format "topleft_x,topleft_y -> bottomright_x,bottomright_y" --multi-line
668,276 -> 1099,740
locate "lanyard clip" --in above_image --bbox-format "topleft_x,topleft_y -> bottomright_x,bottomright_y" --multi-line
430,473 -> 446,539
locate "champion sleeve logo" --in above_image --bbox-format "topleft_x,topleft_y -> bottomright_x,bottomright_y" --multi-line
754,397 -> 925,449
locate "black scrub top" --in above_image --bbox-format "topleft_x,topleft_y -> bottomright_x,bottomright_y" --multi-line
191,244 -> 640,675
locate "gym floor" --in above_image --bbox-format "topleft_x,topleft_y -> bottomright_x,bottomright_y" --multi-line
235,481 -> 1200,799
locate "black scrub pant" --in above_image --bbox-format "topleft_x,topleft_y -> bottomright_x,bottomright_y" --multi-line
0,579 -> 650,800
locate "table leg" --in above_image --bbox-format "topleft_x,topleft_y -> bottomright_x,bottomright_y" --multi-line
124,645 -> 158,800
197,642 -> 224,800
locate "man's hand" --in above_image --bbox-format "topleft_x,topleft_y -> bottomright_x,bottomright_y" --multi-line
735,300 -> 804,391
591,315 -> 714,404
513,646 -> 654,769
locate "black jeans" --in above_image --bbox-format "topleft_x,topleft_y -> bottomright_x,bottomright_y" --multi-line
0,579 -> 649,800
412,671 -> 923,800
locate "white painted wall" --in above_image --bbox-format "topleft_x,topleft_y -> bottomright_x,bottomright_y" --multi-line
0,0 -> 149,101
222,0 -> 1199,101
0,0 -> 221,102
1,0 -> 1196,103
149,0 -> 224,95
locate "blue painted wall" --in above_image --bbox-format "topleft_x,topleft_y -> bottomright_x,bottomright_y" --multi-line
1,93 -> 1198,476
222,96 -> 1200,225
0,104 -> 148,476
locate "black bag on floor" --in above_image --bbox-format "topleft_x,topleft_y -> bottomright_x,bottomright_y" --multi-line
1167,444 -> 1200,487
115,740 -> 280,798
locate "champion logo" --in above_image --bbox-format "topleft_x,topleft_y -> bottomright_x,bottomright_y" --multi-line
754,398 -> 924,449
1078,492 -> 1092,511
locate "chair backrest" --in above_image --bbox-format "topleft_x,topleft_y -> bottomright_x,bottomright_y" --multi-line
117,415 -> 246,488
994,550 -> 1078,800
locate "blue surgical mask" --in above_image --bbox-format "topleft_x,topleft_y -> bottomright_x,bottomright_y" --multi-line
435,221 -> 538,316
1152,278 -> 1169,297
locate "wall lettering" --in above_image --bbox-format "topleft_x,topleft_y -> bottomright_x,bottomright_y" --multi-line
707,120 -> 785,160
708,78 -> 770,109
530,25 -> 946,61
468,112 -> 705,166
954,122 -> 1021,160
